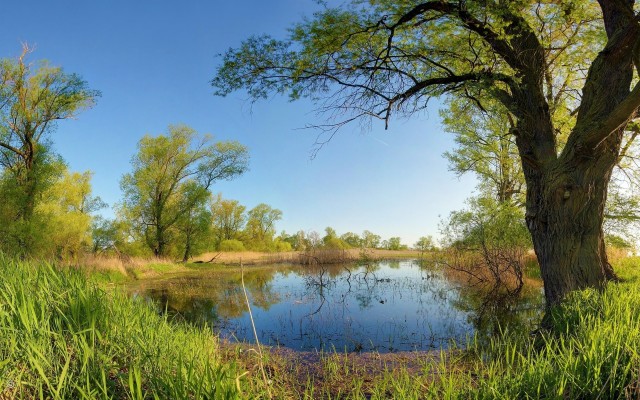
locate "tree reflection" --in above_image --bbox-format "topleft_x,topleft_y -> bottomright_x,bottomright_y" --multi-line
136,267 -> 281,321
131,260 -> 544,352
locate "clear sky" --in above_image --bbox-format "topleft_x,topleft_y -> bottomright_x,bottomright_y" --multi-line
0,0 -> 477,246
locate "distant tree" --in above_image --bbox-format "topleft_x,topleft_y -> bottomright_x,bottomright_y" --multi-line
414,236 -> 435,253
210,193 -> 247,246
175,183 -> 213,262
361,230 -> 381,249
441,196 -> 531,250
322,226 -> 337,244
120,125 -> 248,257
91,216 -> 121,254
284,230 -> 309,250
306,230 -> 322,249
244,203 -> 282,250
219,239 -> 245,252
442,99 -> 525,205
340,232 -> 362,248
385,237 -> 406,251
0,46 -> 99,254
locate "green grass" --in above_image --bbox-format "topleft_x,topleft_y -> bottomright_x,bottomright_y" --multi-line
420,257 -> 640,399
0,255 -> 249,399
2,255 -> 640,398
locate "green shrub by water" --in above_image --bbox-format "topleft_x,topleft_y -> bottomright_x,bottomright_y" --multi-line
0,256 -> 243,399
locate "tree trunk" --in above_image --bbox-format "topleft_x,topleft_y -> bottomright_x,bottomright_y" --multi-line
182,230 -> 192,263
525,153 -> 619,307
155,226 -> 165,257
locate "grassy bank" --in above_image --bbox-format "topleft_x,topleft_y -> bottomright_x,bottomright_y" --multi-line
424,257 -> 640,399
2,255 -> 640,398
0,256 -> 248,399
82,248 -> 428,284
266,257 -> 640,398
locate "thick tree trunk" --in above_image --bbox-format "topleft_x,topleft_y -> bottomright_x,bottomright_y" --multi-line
525,151 -> 619,307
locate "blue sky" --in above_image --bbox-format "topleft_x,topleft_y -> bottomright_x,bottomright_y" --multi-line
0,0 -> 476,246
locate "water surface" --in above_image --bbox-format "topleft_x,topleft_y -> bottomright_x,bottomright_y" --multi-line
129,260 -> 542,352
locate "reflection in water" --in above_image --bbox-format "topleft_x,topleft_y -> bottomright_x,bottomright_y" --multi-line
129,260 -> 543,353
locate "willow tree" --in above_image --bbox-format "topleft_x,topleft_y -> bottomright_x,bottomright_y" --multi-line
213,1 -> 640,306
0,47 -> 99,255
120,125 -> 249,257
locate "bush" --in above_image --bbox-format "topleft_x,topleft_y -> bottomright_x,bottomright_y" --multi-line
218,239 -> 245,252
323,237 -> 350,250
273,239 -> 292,252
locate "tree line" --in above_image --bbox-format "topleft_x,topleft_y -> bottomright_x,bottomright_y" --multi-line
213,0 -> 640,307
0,46 -> 426,262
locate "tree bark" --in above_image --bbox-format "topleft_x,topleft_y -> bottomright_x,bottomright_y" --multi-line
524,133 -> 621,306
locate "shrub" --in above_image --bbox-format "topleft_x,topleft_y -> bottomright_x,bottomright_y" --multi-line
218,239 -> 245,252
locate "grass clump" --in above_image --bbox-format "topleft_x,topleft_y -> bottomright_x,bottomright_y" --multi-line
0,255 -> 246,399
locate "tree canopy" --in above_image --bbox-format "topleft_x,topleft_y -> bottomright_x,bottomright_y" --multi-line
0,47 -> 100,257
213,1 -> 640,306
120,124 -> 249,257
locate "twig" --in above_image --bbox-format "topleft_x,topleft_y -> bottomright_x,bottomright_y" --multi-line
240,259 -> 272,398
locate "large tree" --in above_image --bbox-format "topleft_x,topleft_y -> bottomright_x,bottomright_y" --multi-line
120,125 -> 249,257
213,1 -> 640,306
0,46 -> 99,254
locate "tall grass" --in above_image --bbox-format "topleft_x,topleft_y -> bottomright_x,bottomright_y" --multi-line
421,258 -> 640,399
3,254 -> 640,399
0,255 -> 245,399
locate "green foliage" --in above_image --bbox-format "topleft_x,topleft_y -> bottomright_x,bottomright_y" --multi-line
382,237 -> 407,251
210,193 -> 247,246
273,238 -> 293,252
212,1 -> 603,137
119,124 -> 248,257
361,230 -> 381,249
442,196 -> 531,250
218,239 -> 245,252
323,236 -> 350,250
0,256 -> 243,398
0,48 -> 99,226
37,170 -> 100,260
320,227 -> 350,249
244,203 -> 282,250
414,236 -> 435,252
280,230 -> 309,251
340,232 -> 362,248
442,98 -> 525,204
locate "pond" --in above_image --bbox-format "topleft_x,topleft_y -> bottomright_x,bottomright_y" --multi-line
128,259 -> 543,353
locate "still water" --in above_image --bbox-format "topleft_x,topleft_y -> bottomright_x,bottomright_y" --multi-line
129,259 -> 542,352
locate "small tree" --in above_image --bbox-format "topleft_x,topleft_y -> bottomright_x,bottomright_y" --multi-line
210,193 -> 247,246
361,230 -> 381,249
340,232 -> 362,248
